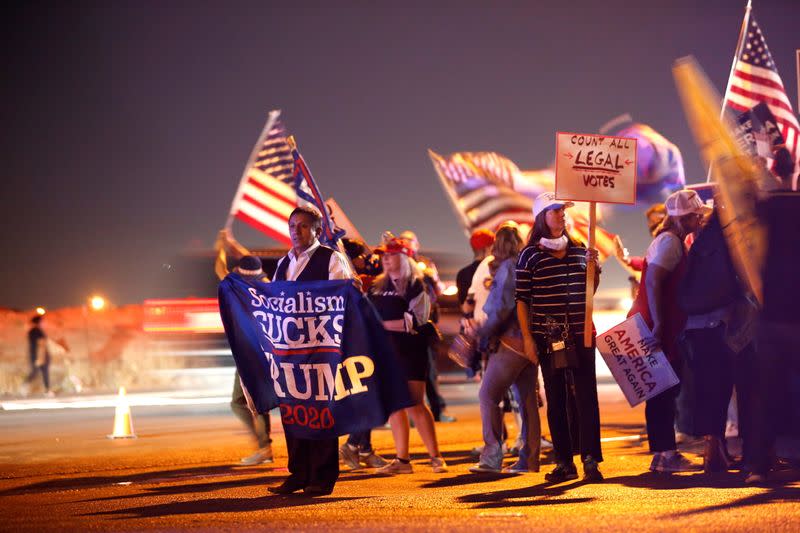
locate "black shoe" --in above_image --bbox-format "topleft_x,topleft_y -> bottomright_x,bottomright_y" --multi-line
582,456 -> 604,482
268,478 -> 306,495
544,462 -> 578,483
303,484 -> 334,496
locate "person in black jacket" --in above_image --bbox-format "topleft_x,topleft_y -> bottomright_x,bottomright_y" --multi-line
24,315 -> 52,396
267,206 -> 354,497
746,146 -> 799,484
678,209 -> 757,474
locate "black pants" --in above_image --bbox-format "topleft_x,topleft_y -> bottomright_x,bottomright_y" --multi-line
645,380 -> 681,453
285,433 -> 339,489
346,430 -> 373,452
682,327 -> 754,444
26,362 -> 50,390
750,320 -> 799,474
537,336 -> 602,464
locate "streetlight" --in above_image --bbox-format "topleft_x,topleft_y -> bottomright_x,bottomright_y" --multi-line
84,295 -> 107,360
90,296 -> 106,311
35,307 -> 46,316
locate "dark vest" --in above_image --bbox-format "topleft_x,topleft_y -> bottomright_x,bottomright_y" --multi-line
274,245 -> 334,282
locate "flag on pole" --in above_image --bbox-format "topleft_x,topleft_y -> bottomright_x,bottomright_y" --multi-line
227,110 -> 298,245
724,12 -> 800,188
428,150 -> 550,231
290,137 -> 346,250
428,150 -> 617,261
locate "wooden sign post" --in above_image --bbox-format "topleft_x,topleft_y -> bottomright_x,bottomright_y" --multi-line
554,132 -> 637,347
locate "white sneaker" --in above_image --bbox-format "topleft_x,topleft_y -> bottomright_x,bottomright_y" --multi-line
376,458 -> 413,475
503,461 -> 536,474
469,462 -> 502,473
656,452 -> 702,473
430,456 -> 448,473
360,451 -> 389,468
240,445 -> 273,465
339,443 -> 362,470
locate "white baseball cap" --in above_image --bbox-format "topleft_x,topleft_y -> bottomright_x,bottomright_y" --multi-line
665,190 -> 709,217
532,192 -> 575,219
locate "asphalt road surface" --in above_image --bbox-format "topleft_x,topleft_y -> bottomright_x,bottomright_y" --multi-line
1,380 -> 798,532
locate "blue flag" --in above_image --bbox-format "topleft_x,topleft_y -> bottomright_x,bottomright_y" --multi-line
291,145 -> 346,249
218,275 -> 413,439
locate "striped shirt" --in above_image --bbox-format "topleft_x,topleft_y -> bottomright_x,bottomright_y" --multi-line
515,244 -> 588,336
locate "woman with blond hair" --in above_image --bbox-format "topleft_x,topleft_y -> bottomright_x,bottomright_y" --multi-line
370,237 -> 447,474
469,224 -> 541,473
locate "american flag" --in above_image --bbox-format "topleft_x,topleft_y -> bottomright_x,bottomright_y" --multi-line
428,150 -> 617,260
227,110 -> 298,246
724,14 -> 799,188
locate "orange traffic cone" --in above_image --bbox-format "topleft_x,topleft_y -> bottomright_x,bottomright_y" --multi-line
108,387 -> 136,439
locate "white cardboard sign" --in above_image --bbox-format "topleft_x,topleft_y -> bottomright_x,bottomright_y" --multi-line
595,313 -> 679,407
555,132 -> 637,204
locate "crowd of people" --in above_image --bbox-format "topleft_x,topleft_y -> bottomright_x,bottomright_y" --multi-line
216,144 -> 796,496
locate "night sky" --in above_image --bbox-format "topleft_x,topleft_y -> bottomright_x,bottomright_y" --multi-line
2,0 -> 797,310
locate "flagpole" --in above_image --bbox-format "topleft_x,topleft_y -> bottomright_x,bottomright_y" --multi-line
428,149 -> 472,238
224,110 -> 281,230
708,0 -> 752,182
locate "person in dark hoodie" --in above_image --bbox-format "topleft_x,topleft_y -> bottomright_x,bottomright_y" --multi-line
678,207 -> 758,474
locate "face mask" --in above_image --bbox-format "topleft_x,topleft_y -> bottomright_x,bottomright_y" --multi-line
539,235 -> 568,251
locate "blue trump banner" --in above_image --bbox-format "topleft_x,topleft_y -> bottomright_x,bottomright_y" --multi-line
218,274 -> 413,439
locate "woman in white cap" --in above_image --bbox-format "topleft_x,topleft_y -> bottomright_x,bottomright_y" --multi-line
515,192 -> 604,482
628,189 -> 707,473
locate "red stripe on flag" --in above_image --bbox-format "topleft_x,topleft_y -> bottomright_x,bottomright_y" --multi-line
729,85 -> 795,115
241,193 -> 294,224
235,211 -> 292,246
247,176 -> 296,208
733,68 -> 787,92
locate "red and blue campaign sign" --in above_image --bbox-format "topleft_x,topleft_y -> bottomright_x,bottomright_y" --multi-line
218,275 -> 413,439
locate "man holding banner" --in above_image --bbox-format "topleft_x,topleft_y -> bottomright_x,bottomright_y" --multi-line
268,206 -> 352,495
219,206 -> 413,497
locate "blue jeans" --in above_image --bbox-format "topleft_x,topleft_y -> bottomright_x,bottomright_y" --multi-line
478,345 -> 541,470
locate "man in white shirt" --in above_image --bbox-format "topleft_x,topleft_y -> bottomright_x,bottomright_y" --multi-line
268,206 -> 354,497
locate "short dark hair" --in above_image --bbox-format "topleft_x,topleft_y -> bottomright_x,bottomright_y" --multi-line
31,315 -> 42,324
342,238 -> 368,260
289,206 -> 322,230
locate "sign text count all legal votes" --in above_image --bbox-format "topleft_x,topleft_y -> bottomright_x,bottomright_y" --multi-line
555,132 -> 637,205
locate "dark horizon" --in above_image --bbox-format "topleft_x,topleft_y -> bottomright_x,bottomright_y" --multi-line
2,0 -> 797,310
